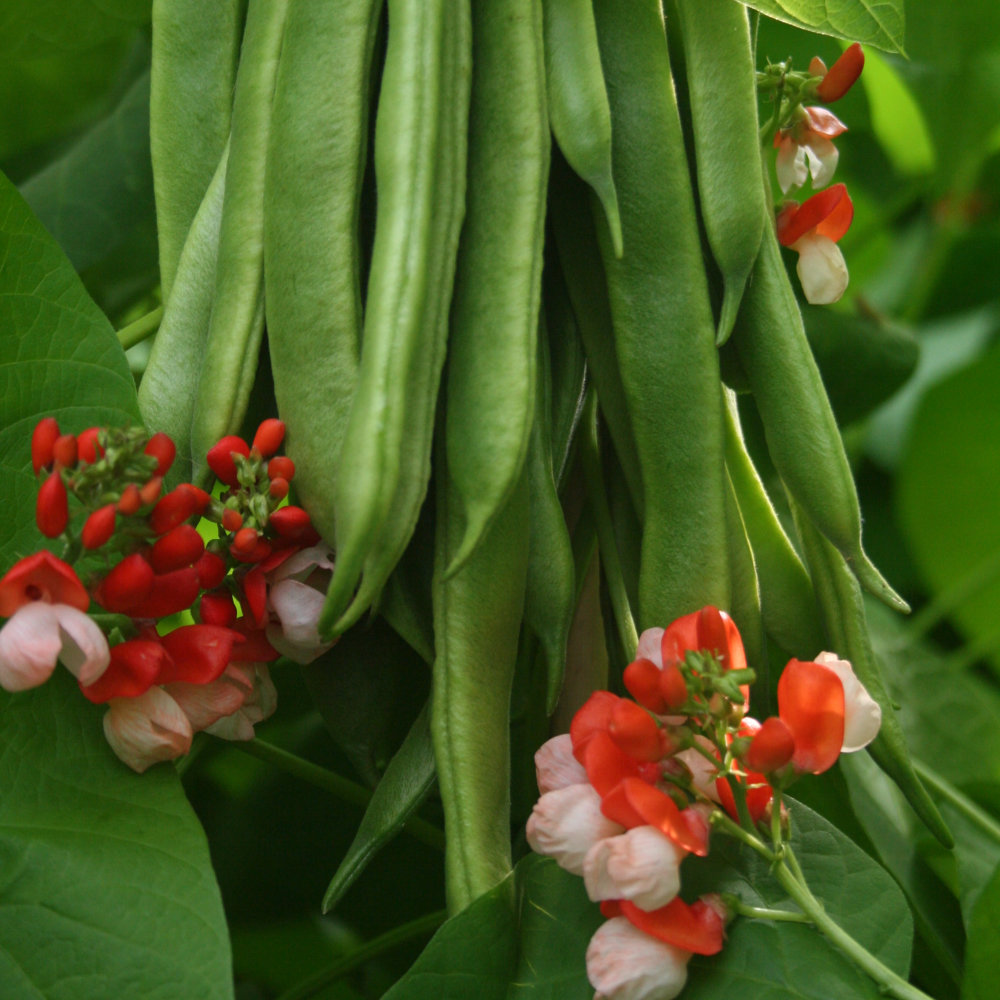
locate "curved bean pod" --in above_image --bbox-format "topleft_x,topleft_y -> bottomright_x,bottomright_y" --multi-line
264,0 -> 382,542
732,227 -> 908,613
190,0 -> 289,481
672,0 -> 766,345
592,0 -> 730,628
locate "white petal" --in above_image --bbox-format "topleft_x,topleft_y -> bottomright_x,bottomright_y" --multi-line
52,604 -> 110,685
266,544 -> 336,585
0,602 -> 61,691
674,741 -> 721,801
814,652 -> 882,751
266,578 -> 335,663
165,676 -> 247,731
792,233 -> 849,304
103,687 -> 192,773
583,826 -> 683,910
635,628 -> 664,669
587,917 -> 690,1000
526,783 -> 624,875
535,734 -> 588,794
204,663 -> 277,741
803,136 -> 840,189
775,139 -> 808,194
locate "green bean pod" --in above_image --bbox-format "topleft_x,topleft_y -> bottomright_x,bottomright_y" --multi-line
722,390 -> 826,657
150,0 -> 241,300
524,314 -> 576,714
264,0 -> 382,543
724,468 -> 764,671
138,142 -> 229,483
190,0 -> 289,480
327,0 -> 472,633
542,0 -> 623,257
320,0 -> 466,635
732,228 -> 908,613
791,501 -> 954,849
433,458 -> 530,913
592,0 -> 730,628
672,0 -> 766,345
443,0 -> 549,577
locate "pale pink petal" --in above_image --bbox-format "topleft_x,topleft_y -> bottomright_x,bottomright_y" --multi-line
0,602 -> 62,690
674,741 -> 721,801
776,137 -> 808,193
267,544 -> 336,585
535,734 -> 588,794
791,233 -> 849,304
814,652 -> 882,751
635,628 -> 664,669
803,135 -> 840,189
204,663 -> 277,741
587,917 -> 691,1000
51,604 -> 110,686
526,783 -> 624,876
103,687 -> 192,773
266,578 -> 334,663
165,676 -> 247,731
583,826 -> 684,911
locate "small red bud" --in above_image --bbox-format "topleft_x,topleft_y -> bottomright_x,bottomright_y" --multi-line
221,508 -> 243,532
231,537 -> 272,564
150,484 -> 208,535
96,552 -> 155,613
267,505 -> 314,540
267,455 -> 295,481
206,435 -> 250,488
37,471 -> 69,537
139,476 -> 163,506
199,591 -> 237,628
151,523 -> 205,573
252,419 -> 286,458
144,432 -> 177,477
81,504 -> 116,549
52,434 -> 78,469
231,527 -> 259,556
608,699 -> 665,762
31,417 -> 60,473
117,483 -> 142,515
816,42 -> 864,102
76,427 -> 103,464
195,550 -> 227,590
269,477 -> 289,500
745,716 -> 796,774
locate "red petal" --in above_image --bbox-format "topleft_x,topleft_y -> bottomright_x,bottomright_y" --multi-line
803,106 -> 848,139
570,690 -> 620,762
251,419 -> 285,458
268,505 -> 315,541
608,699 -> 664,761
82,504 -> 116,550
623,657 -> 668,713
778,184 -> 852,246
241,566 -> 267,628
150,485 -> 205,535
661,609 -> 701,662
200,591 -> 237,627
816,42 -> 864,102
0,551 -> 90,616
232,616 -> 280,661
746,716 -> 795,773
582,731 -> 642,797
76,427 -> 103,464
79,639 -> 170,702
127,567 -> 201,619
619,897 -> 725,956
36,472 -> 68,538
31,417 -> 60,473
778,659 -> 845,774
195,551 -> 227,590
158,624 -> 243,685
814,184 -> 854,242
151,524 -> 205,573
95,552 -> 155,613
623,778 -> 709,855
206,435 -> 250,488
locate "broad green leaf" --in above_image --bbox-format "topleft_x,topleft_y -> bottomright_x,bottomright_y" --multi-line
963,862 -> 1000,1000
0,169 -> 140,564
20,71 -> 155,274
682,798 -> 912,999
382,854 -> 600,1000
737,0 -> 905,54
896,343 -> 1000,678
0,1 -> 151,58
0,672 -> 233,1000
323,702 -> 438,912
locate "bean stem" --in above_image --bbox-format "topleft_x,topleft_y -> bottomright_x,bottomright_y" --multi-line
117,306 -> 163,350
275,909 -> 446,1000
912,758 -> 1000,845
230,738 -> 446,852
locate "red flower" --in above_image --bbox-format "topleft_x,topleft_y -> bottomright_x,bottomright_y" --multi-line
811,43 -> 864,103
0,551 -> 90,617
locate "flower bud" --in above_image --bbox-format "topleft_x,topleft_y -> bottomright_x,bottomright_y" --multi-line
36,471 -> 68,537
96,552 -> 154,613
267,455 -> 295,481
76,427 -> 103,464
815,42 -> 864,102
139,475 -> 163,506
117,483 -> 142,515
200,592 -> 237,628
745,716 -> 795,774
251,418 -> 286,458
150,523 -> 205,573
221,508 -> 243,532
195,550 -> 227,590
52,433 -> 78,469
269,477 -> 289,500
81,504 -> 117,550
31,417 -> 60,473
207,435 -> 250,488
143,432 -> 177,477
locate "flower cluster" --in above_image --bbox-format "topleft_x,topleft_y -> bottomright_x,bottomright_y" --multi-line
762,43 -> 864,304
0,416 -> 334,772
526,606 -> 881,1000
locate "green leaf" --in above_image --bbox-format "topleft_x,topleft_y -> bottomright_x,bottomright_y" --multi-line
323,702 -> 438,913
0,672 -> 233,1000
381,854 -> 600,1000
0,0 -> 151,58
682,798 -> 912,998
737,0 -> 905,54
20,70 -> 155,274
896,343 -> 1000,678
0,168 -> 140,564
963,861 -> 1000,1000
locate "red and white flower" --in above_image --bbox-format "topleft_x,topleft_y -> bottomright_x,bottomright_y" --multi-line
774,106 -> 848,194
586,916 -> 691,1000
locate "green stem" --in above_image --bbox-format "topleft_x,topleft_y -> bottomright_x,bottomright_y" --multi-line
275,909 -> 446,1000
710,808 -> 776,862
913,759 -> 1000,845
231,738 -> 445,852
579,390 -> 639,656
774,854 -> 936,1000
116,306 -> 164,350
724,896 -> 809,924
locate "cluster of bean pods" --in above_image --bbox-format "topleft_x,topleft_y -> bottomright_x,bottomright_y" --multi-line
140,0 -> 950,912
